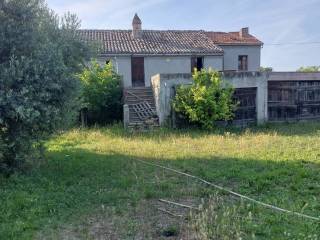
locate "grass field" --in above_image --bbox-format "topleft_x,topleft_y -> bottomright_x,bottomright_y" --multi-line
1,122 -> 320,239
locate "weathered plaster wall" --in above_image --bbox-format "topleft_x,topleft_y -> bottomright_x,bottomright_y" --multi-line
152,72 -> 268,126
98,56 -> 132,87
220,45 -> 261,71
144,56 -> 191,87
98,55 -> 224,87
146,56 -> 224,87
204,56 -> 223,71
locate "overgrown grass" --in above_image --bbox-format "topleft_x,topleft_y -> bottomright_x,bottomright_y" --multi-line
1,122 -> 320,239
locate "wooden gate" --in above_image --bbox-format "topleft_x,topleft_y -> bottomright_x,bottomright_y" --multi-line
268,81 -> 320,121
233,87 -> 257,125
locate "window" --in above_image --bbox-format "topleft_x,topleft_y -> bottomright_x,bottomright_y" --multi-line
238,55 -> 248,71
106,60 -> 111,65
191,57 -> 204,73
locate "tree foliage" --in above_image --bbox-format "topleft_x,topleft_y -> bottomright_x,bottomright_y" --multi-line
172,69 -> 236,129
0,0 -> 92,173
297,66 -> 320,72
260,66 -> 273,72
79,61 -> 122,125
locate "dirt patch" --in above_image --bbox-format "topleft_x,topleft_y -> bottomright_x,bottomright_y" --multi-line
40,198 -> 200,240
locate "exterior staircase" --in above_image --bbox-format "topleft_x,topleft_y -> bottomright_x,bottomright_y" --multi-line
123,87 -> 159,131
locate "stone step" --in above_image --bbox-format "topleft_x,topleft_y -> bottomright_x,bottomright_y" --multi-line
124,89 -> 153,94
124,94 -> 154,98
126,102 -> 155,107
129,111 -> 157,116
126,98 -> 155,101
125,91 -> 153,94
125,87 -> 153,90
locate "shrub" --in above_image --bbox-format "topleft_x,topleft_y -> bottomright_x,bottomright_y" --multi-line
79,61 -> 122,125
0,0 -> 92,173
172,69 -> 236,129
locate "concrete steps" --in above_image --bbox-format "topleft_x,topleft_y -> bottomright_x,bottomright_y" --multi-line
124,87 -> 159,130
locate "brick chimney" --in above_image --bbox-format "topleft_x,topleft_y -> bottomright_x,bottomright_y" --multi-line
132,13 -> 142,39
240,27 -> 249,38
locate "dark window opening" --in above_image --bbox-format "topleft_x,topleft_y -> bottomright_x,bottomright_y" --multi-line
191,57 -> 204,73
238,55 -> 248,71
106,60 -> 111,65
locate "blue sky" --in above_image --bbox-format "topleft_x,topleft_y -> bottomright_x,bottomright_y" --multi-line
47,0 -> 320,71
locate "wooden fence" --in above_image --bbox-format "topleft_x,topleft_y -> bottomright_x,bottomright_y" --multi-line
233,87 -> 257,125
268,81 -> 320,122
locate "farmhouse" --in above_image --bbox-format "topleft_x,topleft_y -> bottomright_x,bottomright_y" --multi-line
79,14 -> 320,129
79,14 -> 263,88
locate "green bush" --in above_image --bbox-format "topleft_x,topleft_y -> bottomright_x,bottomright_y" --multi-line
0,0 -> 92,173
172,69 -> 236,129
79,61 -> 122,125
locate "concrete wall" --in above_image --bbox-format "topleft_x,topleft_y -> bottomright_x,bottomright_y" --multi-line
151,72 -> 268,126
269,72 -> 320,81
220,45 -> 261,71
222,72 -> 268,124
98,56 -> 132,88
152,74 -> 193,125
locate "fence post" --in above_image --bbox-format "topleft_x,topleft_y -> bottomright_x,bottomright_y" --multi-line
123,104 -> 129,129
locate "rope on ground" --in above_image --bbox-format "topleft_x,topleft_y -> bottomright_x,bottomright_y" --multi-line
135,159 -> 320,222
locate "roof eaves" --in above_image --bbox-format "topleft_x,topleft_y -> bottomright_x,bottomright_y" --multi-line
216,42 -> 263,46
99,52 -> 224,57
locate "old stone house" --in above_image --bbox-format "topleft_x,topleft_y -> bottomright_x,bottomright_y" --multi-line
79,14 -> 263,88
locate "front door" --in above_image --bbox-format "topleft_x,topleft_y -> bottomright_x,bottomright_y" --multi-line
132,57 -> 145,87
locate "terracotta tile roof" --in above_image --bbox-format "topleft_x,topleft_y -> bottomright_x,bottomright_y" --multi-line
77,30 -> 223,55
205,31 -> 263,45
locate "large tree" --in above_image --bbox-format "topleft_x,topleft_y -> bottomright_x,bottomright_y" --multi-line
0,0 -> 92,173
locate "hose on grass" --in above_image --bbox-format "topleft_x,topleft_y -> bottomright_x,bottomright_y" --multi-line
135,159 -> 320,222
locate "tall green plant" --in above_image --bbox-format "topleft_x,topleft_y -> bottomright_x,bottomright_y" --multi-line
79,61 -> 122,125
0,0 -> 92,173
172,69 -> 236,129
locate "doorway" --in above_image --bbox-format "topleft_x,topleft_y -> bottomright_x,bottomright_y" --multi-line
131,57 -> 145,87
191,56 -> 204,73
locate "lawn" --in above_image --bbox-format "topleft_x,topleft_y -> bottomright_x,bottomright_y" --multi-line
1,122 -> 320,239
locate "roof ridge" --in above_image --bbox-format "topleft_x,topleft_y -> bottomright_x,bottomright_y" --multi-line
78,29 -> 207,32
